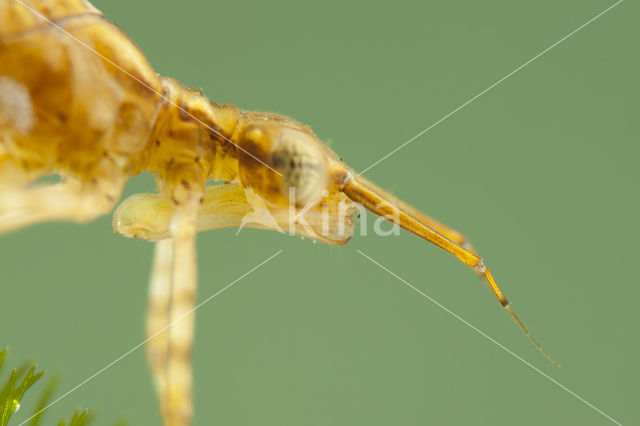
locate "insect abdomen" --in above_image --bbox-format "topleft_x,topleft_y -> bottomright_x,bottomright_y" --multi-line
0,0 -> 163,181
0,0 -> 100,39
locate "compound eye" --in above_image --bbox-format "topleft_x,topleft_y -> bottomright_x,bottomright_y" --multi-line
272,128 -> 329,207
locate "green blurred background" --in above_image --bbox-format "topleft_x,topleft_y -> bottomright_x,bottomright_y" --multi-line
1,0 -> 637,424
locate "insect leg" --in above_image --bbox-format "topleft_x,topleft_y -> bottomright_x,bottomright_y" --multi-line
114,183 -> 275,242
146,238 -> 173,419
165,189 -> 201,426
0,180 -> 122,235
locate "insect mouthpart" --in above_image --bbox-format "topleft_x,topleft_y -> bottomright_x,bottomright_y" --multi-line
114,182 -> 358,245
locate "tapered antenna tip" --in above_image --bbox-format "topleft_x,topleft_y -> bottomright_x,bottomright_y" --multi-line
505,304 -> 561,367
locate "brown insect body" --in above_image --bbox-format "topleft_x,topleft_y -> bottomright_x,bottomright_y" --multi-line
1,0 -> 352,230
0,1 -> 556,425
1,0 -> 154,183
1,1 -> 227,202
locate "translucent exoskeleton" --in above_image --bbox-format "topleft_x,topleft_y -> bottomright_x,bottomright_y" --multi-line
0,1 -> 556,425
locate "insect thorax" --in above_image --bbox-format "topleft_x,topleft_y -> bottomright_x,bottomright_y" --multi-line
145,77 -> 242,187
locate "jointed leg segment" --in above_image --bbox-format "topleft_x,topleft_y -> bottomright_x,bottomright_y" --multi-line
0,180 -> 123,235
146,238 -> 173,417
116,180 -> 202,426
164,199 -> 199,426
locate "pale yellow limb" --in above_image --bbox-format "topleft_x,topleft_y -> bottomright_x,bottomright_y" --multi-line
113,184 -> 253,242
0,181 -> 121,235
146,238 -> 173,418
164,197 -> 199,426
114,183 -> 355,245
113,182 -> 202,426
157,161 -> 206,426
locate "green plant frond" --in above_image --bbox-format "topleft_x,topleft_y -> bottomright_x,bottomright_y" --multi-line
69,409 -> 88,426
14,366 -> 45,404
84,409 -> 97,425
29,374 -> 60,426
1,364 -> 44,426
0,368 -> 16,400
57,409 -> 90,426
0,349 -> 98,426
0,369 -> 19,426
0,349 -> 7,372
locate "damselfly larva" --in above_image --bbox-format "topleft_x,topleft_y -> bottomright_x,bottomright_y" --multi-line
0,1 -> 556,425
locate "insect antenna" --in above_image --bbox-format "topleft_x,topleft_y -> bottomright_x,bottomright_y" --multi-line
482,268 -> 560,366
343,174 -> 559,365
